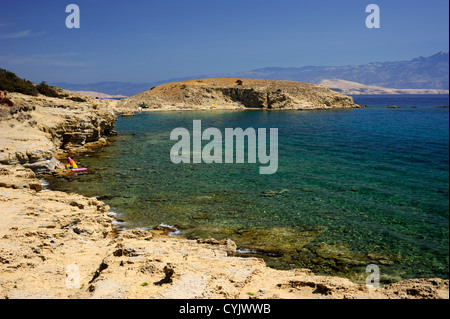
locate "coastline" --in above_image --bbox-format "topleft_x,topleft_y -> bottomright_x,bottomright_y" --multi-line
0,92 -> 448,299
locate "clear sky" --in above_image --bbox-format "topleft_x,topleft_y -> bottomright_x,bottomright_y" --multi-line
1,0 -> 448,84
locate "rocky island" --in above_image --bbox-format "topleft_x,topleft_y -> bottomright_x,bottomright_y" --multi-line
0,76 -> 448,299
115,78 -> 358,112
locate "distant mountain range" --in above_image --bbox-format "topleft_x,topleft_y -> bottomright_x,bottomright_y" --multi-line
50,81 -> 152,98
319,79 -> 449,95
53,51 -> 449,97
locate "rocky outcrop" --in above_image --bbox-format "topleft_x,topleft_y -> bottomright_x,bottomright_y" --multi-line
0,165 -> 115,299
0,92 -> 117,175
116,78 -> 358,111
0,164 -> 43,191
50,111 -> 116,157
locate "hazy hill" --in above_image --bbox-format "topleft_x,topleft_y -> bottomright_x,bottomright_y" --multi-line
319,79 -> 449,95
52,52 -> 449,97
216,51 -> 449,90
51,81 -> 153,97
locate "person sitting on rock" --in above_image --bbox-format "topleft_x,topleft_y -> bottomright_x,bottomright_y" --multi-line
0,90 -> 14,106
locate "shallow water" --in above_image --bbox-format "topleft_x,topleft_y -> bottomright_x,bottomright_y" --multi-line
46,95 -> 449,284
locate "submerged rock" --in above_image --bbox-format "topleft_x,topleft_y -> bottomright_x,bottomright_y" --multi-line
260,189 -> 289,197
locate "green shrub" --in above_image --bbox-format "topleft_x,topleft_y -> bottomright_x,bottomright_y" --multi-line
0,68 -> 70,99
0,68 -> 39,96
69,96 -> 86,102
36,81 -> 61,97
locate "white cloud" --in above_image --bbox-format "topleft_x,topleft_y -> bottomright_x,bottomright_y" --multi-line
0,53 -> 85,67
0,29 -> 47,39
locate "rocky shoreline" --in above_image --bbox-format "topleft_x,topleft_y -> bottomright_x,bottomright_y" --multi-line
0,90 -> 448,299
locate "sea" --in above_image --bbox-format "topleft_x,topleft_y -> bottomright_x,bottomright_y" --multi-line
45,95 -> 449,284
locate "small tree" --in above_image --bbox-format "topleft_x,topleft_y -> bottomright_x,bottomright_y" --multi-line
36,81 -> 60,97
69,96 -> 86,102
236,79 -> 243,86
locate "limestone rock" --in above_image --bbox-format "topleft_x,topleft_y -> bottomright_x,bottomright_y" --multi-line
0,92 -> 117,175
116,78 -> 359,111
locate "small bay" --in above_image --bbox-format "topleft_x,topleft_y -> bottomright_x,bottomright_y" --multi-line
46,95 -> 449,284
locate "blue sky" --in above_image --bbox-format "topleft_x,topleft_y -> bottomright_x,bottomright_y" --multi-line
1,0 -> 448,84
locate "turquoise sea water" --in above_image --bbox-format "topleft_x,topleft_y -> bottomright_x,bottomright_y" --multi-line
46,95 -> 449,284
